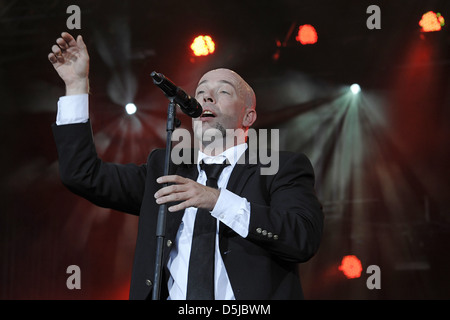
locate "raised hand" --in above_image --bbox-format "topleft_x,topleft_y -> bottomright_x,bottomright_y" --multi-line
48,32 -> 89,95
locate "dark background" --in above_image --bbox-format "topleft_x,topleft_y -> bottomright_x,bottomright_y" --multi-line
1,0 -> 449,299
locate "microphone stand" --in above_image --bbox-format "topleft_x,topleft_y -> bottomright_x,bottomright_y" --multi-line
152,99 -> 180,300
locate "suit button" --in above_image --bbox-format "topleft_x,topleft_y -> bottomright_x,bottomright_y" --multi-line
256,228 -> 262,234
273,234 -> 279,240
262,230 -> 267,236
145,279 -> 152,286
267,232 -> 273,238
167,240 -> 173,247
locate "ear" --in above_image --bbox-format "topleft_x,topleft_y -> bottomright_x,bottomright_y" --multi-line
242,109 -> 257,128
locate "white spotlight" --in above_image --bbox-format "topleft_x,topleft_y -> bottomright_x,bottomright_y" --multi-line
350,84 -> 361,95
125,103 -> 137,115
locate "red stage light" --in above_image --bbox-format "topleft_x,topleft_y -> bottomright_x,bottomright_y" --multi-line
295,24 -> 318,45
339,255 -> 363,279
191,35 -> 215,56
419,11 -> 445,32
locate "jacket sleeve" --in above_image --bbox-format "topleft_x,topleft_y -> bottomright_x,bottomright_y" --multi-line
52,120 -> 147,215
246,153 -> 324,263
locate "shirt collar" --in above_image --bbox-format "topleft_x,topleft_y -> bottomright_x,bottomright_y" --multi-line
197,143 -> 248,171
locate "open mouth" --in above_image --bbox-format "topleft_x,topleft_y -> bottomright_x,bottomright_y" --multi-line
201,110 -> 216,118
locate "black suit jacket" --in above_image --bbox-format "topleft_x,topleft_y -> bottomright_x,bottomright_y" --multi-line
52,121 -> 323,300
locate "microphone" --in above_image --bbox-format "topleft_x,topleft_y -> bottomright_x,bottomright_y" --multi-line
151,71 -> 203,118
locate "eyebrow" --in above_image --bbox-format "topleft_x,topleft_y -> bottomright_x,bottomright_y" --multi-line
197,79 -> 237,91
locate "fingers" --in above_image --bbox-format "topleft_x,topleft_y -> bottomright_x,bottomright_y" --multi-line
48,32 -> 85,65
49,44 -> 64,64
154,175 -> 220,212
156,175 -> 188,185
61,32 -> 77,47
155,184 -> 187,199
48,34 -> 68,65
51,44 -> 62,56
48,52 -> 58,64
76,35 -> 87,50
56,37 -> 69,50
166,200 -> 196,213
155,176 -> 191,208
155,175 -> 198,211
155,190 -> 193,213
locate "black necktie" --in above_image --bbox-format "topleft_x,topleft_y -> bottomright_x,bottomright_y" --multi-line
186,162 -> 229,300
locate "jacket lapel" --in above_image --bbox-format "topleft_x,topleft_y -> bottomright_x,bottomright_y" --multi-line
226,147 -> 258,195
219,148 -> 259,237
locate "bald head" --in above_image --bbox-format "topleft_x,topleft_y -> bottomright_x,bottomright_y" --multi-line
198,68 -> 256,111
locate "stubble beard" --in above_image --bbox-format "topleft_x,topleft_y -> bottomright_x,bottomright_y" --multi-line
202,123 -> 226,147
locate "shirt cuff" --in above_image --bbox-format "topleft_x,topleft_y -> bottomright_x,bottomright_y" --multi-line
211,188 -> 250,238
56,94 -> 89,125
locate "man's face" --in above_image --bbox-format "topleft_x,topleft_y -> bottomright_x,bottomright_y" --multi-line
192,69 -> 249,144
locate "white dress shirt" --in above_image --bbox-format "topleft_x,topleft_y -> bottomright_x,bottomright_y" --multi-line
167,144 -> 250,300
56,94 -> 251,300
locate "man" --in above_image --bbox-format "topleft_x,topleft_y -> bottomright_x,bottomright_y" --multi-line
49,32 -> 323,300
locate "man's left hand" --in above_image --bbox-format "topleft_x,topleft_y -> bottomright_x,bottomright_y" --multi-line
154,175 -> 220,212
